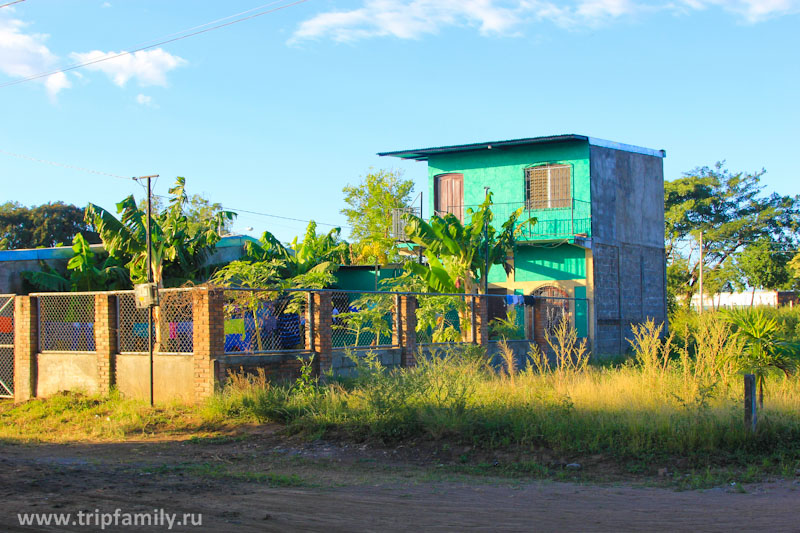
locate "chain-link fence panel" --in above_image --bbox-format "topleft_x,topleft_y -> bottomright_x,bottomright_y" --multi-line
117,289 -> 194,354
331,291 -> 396,348
38,293 -> 96,352
157,289 -> 193,353
223,290 -> 307,353
0,295 -> 14,398
415,294 -> 466,344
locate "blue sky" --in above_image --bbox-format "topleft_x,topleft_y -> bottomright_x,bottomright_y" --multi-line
1,0 -> 798,243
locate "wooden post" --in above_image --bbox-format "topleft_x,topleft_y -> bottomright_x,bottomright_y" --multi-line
744,373 -> 757,433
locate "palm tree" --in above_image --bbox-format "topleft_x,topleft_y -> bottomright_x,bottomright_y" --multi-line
724,308 -> 799,407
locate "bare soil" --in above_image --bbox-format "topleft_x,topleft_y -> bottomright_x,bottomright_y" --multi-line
0,426 -> 798,532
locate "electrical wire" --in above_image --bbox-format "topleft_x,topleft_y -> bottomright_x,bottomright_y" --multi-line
0,147 -> 134,180
0,0 -> 310,89
221,206 -> 349,229
0,0 -> 25,8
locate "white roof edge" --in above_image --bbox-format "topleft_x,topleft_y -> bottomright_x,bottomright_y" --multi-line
588,137 -> 666,158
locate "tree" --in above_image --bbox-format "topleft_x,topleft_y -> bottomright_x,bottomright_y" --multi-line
737,239 -> 792,306
139,193 -> 233,235
341,169 -> 414,265
665,162 -> 800,305
0,201 -> 99,250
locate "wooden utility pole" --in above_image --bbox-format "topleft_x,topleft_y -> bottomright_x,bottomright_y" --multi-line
698,231 -> 704,314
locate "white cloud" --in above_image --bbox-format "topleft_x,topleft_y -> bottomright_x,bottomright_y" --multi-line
45,72 -> 70,99
681,0 -> 800,22
101,2 -> 112,7
69,48 -> 186,87
135,93 -> 153,106
290,0 -> 800,42
0,15 -> 71,98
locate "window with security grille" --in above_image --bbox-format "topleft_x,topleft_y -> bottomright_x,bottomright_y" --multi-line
525,164 -> 571,209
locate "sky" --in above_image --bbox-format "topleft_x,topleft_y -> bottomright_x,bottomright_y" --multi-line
1,0 -> 798,243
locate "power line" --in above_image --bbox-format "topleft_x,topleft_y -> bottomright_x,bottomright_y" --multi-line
0,0 -> 25,8
0,148 -> 134,180
221,206 -> 349,229
0,0 -> 310,89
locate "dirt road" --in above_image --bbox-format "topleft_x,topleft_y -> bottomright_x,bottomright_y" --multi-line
0,433 -> 798,532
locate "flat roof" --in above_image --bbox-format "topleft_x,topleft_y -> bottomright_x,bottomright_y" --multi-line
378,134 -> 666,161
0,234 -> 258,262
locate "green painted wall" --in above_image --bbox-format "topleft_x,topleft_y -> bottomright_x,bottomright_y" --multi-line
334,267 -> 403,291
426,140 -> 592,238
514,244 -> 586,281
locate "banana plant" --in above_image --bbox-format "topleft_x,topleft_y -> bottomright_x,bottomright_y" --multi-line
402,192 -> 534,341
243,220 -> 350,280
85,177 -> 235,350
403,192 -> 534,295
21,233 -> 129,292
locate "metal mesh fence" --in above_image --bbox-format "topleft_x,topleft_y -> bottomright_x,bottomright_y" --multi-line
223,290 -> 308,353
38,293 -> 96,352
0,295 -> 14,398
415,294 -> 467,344
331,291 -> 396,348
117,289 -> 194,354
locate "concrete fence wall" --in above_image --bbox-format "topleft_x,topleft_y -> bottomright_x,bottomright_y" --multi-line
11,288 -> 492,404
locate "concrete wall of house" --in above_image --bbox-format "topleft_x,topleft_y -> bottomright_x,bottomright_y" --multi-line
426,140 -> 592,233
589,146 -> 666,356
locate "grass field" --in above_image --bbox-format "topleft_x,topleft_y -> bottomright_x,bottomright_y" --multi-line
2,311 -> 799,486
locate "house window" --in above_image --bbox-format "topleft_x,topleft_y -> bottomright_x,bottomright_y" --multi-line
525,164 -> 571,209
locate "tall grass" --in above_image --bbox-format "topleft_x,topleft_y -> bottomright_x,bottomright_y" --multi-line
207,313 -> 800,469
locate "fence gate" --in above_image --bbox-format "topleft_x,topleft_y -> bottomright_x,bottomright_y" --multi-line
0,295 -> 13,398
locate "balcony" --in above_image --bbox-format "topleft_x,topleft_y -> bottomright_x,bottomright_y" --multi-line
442,198 -> 591,242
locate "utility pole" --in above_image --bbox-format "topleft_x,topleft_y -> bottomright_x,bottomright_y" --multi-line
699,230 -> 704,314
133,174 -> 159,406
484,186 -> 490,294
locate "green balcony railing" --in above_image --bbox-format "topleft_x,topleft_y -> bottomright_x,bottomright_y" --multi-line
444,199 -> 591,241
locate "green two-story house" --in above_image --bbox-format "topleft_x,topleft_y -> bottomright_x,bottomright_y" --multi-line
380,134 -> 667,355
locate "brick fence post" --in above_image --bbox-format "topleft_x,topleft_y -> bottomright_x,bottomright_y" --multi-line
13,296 -> 37,403
192,287 -> 224,403
400,295 -> 417,367
310,292 -> 332,377
473,295 -> 489,347
94,294 -> 116,396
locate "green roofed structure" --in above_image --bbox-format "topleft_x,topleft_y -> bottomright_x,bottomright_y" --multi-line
380,134 -> 667,355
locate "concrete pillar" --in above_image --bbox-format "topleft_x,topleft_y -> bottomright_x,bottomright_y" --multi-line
13,296 -> 37,403
192,287 -> 225,402
400,295 -> 417,367
310,292 -> 332,376
94,294 -> 116,396
473,295 -> 489,347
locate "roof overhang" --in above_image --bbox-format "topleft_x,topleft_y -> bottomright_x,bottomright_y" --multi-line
378,134 -> 665,161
